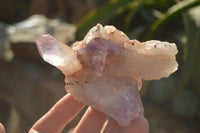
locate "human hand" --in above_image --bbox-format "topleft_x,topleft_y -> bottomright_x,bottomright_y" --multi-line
0,123 -> 5,133
0,93 -> 149,133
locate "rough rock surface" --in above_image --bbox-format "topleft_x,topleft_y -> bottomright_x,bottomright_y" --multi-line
0,15 -> 76,61
9,15 -> 76,44
36,24 -> 178,126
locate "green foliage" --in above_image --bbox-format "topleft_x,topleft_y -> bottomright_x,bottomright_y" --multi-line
76,0 -> 137,39
180,5 -> 200,94
144,0 -> 200,40
76,0 -> 200,117
76,0 -> 200,39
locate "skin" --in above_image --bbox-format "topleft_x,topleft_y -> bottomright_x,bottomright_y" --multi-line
0,123 -> 5,133
0,93 -> 149,133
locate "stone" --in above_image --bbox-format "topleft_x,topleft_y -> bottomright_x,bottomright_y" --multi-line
8,15 -> 76,60
36,24 -> 178,126
0,22 -> 13,61
9,15 -> 76,44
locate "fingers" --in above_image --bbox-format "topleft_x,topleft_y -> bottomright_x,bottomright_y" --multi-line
28,92 -> 149,133
127,118 -> 149,133
103,117 -> 149,133
74,107 -> 107,133
29,93 -> 85,133
103,118 -> 127,133
0,123 -> 5,133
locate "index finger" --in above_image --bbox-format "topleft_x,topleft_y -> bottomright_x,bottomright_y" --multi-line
0,123 -> 5,133
29,93 -> 85,133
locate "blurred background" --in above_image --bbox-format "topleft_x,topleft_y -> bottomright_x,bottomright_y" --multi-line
0,0 -> 200,132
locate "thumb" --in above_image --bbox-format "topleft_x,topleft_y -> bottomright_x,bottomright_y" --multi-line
0,123 -> 5,133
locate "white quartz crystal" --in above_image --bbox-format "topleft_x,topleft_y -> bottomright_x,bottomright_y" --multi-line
36,35 -> 82,76
36,24 -> 178,126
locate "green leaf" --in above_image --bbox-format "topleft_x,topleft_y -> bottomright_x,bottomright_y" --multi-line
144,0 -> 200,40
181,5 -> 200,94
124,0 -> 145,31
76,0 -> 140,39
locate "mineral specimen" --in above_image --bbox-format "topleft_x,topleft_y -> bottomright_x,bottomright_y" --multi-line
36,24 -> 178,126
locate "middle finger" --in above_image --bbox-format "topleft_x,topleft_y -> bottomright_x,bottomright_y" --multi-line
73,107 -> 107,133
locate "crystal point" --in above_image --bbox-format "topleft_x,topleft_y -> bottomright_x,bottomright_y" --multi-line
36,34 -> 82,76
